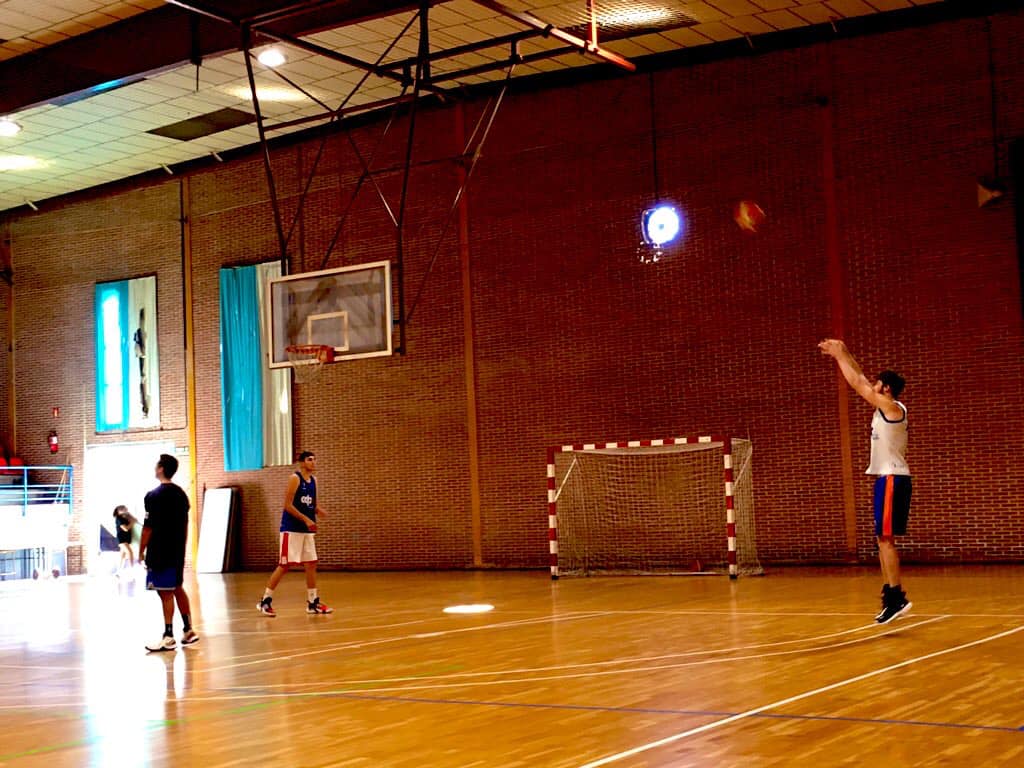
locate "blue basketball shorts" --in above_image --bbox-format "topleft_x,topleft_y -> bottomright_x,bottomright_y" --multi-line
873,475 -> 912,537
146,565 -> 184,591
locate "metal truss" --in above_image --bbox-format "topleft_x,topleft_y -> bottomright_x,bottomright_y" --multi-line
165,0 -> 636,354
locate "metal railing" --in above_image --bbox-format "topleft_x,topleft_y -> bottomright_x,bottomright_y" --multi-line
0,465 -> 74,513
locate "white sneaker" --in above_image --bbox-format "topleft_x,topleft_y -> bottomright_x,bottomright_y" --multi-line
145,635 -> 176,652
181,629 -> 200,646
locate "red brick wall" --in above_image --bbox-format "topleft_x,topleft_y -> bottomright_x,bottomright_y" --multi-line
3,11 -> 1023,571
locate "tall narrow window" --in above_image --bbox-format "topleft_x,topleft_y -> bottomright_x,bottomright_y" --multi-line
95,276 -> 159,432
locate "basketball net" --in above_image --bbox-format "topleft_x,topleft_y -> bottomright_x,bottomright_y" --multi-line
285,344 -> 335,384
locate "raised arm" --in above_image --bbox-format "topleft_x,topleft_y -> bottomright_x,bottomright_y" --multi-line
819,339 -> 902,418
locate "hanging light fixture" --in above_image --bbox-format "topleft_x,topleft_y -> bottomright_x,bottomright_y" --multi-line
638,72 -> 682,264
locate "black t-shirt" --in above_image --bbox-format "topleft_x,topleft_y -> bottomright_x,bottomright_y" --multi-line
116,514 -> 133,544
142,482 -> 189,569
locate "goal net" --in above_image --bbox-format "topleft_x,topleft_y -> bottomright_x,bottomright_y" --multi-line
546,436 -> 761,579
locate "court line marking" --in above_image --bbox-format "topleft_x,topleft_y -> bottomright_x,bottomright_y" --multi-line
200,610 -> 617,671
211,618 -> 896,688
564,608 -> 1024,618
219,616 -> 949,695
575,621 -> 1024,768
327,690 -> 1024,734
163,616 -> 950,702
0,611 -> 622,682
0,611 -> 614,673
0,616 -> 946,709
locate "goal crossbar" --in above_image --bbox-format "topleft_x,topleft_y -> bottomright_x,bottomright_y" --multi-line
546,435 -> 753,580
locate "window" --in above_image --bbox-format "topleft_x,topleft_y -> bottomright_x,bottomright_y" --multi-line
95,276 -> 159,431
219,262 -> 292,470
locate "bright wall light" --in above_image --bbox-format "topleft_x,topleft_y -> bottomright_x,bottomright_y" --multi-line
227,85 -> 307,102
0,118 -> 22,137
0,155 -> 46,171
641,204 -> 682,246
257,48 -> 286,67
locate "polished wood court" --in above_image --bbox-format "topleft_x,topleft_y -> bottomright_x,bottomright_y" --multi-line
0,566 -> 1022,767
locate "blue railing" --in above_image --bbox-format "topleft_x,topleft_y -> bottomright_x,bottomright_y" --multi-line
0,465 -> 74,513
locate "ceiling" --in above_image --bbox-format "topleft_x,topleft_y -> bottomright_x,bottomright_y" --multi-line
0,0 -> 952,213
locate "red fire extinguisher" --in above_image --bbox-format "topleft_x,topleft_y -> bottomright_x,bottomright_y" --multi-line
48,430 -> 59,454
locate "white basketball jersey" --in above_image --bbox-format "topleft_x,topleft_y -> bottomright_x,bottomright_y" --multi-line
866,402 -> 910,476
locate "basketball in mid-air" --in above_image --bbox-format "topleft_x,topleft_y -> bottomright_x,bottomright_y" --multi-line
733,200 -> 766,233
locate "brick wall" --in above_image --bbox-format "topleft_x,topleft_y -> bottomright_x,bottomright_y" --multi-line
3,10 -> 1023,572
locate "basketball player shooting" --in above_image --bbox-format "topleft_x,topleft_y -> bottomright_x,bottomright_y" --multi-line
819,338 -> 913,624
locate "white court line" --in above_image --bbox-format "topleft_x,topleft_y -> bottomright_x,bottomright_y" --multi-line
0,617 -> 893,699
203,611 -> 616,672
229,619 -> 892,688
563,608 -> 1024,618
0,616 -> 958,709
186,616 -> 947,700
576,621 -> 1024,768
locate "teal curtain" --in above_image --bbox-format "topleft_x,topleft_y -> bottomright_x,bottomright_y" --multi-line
219,266 -> 264,470
95,281 -> 130,431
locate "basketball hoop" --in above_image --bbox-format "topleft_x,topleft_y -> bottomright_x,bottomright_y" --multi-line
285,344 -> 335,384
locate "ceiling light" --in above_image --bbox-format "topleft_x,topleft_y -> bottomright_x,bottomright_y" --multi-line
0,155 -> 46,171
599,8 -> 672,27
0,118 -> 22,137
257,48 -> 286,68
227,85 -> 307,102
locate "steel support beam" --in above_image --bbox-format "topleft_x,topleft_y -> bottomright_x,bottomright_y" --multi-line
468,0 -> 635,72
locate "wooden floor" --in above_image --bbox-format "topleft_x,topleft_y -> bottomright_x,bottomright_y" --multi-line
0,566 -> 1022,767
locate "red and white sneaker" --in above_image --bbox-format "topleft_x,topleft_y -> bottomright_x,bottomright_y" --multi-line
306,598 -> 333,615
257,597 -> 277,617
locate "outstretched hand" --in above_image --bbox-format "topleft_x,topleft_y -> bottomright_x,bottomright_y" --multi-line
818,338 -> 847,358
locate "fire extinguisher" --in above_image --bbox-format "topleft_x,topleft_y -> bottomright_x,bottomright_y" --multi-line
48,430 -> 59,454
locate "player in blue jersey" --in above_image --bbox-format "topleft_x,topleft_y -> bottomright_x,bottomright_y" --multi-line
258,451 -> 333,616
820,339 -> 912,625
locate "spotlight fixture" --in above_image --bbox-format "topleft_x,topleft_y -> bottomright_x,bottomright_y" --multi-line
643,204 -> 681,246
638,204 -> 682,263
637,74 -> 683,264
0,118 -> 21,137
257,48 -> 286,68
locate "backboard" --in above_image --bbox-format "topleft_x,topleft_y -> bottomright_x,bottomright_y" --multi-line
267,261 -> 392,368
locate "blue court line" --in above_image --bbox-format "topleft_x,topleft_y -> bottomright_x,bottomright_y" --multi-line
221,686 -> 1023,735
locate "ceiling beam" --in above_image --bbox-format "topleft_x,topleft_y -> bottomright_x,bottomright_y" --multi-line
0,0 -> 419,116
468,0 -> 635,72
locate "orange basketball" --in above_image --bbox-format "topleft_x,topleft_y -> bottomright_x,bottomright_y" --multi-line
733,200 -> 766,233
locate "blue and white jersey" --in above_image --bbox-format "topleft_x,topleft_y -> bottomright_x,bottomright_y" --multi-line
280,471 -> 317,532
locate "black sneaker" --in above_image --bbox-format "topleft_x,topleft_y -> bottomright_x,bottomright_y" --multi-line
306,597 -> 334,615
257,597 -> 277,617
877,595 -> 912,625
875,584 -> 892,622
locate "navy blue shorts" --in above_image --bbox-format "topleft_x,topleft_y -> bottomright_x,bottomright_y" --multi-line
146,565 -> 184,591
873,475 -> 912,537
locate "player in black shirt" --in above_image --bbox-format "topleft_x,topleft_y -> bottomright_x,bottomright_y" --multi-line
139,454 -> 199,652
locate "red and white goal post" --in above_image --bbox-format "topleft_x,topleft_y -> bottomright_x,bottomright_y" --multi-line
546,435 -> 761,580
